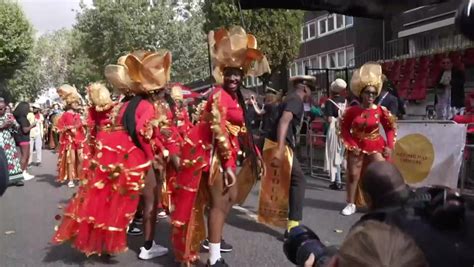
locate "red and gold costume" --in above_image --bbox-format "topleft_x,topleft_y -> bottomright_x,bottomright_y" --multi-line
56,85 -> 88,183
170,26 -> 270,263
340,105 -> 396,155
340,63 -> 397,207
52,72 -> 156,255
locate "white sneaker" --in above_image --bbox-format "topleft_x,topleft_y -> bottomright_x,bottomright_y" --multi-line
23,171 -> 35,181
138,241 -> 169,260
341,203 -> 356,216
67,181 -> 75,188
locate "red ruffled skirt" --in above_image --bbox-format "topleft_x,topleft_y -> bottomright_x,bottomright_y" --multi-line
52,130 -> 150,256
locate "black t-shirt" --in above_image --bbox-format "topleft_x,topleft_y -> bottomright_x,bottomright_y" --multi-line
14,116 -> 30,143
246,103 -> 259,131
269,93 -> 304,149
261,103 -> 279,135
324,95 -> 346,118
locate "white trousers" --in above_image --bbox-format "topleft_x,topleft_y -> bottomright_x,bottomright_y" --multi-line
29,135 -> 42,164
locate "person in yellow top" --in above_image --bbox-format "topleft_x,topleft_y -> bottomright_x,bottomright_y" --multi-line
27,103 -> 44,166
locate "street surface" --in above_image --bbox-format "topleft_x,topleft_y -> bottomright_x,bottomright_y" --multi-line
0,150 -> 361,267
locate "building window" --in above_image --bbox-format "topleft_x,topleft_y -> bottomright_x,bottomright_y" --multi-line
308,23 -> 316,39
320,55 -> 327,69
301,21 -> 317,42
318,19 -> 326,35
346,47 -> 355,67
244,76 -> 262,87
317,14 -> 353,37
336,14 -> 344,28
345,16 -> 354,26
310,57 -> 318,69
337,51 -> 345,67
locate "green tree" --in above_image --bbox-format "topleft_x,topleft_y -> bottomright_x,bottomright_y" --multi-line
0,1 -> 34,101
72,0 -> 208,85
6,52 -> 42,102
202,0 -> 304,89
36,29 -> 73,88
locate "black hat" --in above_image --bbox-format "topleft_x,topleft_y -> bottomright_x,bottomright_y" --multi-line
283,225 -> 320,264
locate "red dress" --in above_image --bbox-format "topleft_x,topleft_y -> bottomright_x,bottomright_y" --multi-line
171,87 -> 245,263
340,105 -> 397,155
52,102 -> 152,256
56,110 -> 88,182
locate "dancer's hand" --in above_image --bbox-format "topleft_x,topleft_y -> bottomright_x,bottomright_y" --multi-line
224,168 -> 237,188
258,156 -> 266,178
270,149 -> 283,168
170,155 -> 181,171
383,147 -> 392,158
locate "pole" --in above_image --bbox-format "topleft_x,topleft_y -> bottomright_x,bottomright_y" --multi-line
382,19 -> 386,60
207,39 -> 213,84
236,0 -> 246,29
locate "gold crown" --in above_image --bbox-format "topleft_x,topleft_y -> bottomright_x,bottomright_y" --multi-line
86,82 -> 113,112
208,26 -> 271,84
104,55 -> 137,95
57,84 -> 81,105
350,62 -> 383,97
123,49 -> 172,94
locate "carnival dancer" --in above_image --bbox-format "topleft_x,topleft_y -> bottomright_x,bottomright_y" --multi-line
258,75 -> 314,237
120,50 -> 183,260
339,63 -> 397,216
170,26 -> 269,266
56,85 -> 87,188
324,79 -> 347,191
157,84 -> 193,216
0,98 -> 24,186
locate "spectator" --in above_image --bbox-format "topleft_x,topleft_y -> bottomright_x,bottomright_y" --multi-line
324,79 -> 347,190
377,75 -> 399,117
249,88 -> 281,147
436,58 -> 465,119
13,102 -> 36,180
27,103 -> 44,166
0,98 -> 24,186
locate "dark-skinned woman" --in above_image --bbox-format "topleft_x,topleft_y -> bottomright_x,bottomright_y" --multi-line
170,26 -> 269,267
339,63 -> 397,216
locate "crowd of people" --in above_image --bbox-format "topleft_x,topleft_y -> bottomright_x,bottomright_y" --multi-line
1,25 -> 473,267
0,98 -> 65,186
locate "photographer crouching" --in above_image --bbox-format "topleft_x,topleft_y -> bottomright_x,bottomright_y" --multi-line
284,161 -> 474,267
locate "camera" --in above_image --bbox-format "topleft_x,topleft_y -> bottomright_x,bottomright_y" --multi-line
283,225 -> 337,267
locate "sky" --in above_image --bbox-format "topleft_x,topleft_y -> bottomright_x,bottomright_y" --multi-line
18,0 -> 93,35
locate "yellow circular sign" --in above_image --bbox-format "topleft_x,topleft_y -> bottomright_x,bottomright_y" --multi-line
393,134 -> 435,184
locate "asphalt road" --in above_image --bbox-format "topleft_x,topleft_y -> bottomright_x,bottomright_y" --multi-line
0,150 -> 361,267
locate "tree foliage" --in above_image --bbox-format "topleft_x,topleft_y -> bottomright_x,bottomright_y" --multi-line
73,0 -> 208,84
202,0 -> 304,88
0,1 -> 34,102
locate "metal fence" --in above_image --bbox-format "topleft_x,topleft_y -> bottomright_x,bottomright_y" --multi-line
296,119 -> 474,195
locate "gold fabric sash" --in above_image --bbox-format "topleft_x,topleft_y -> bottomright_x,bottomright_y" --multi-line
258,139 -> 293,228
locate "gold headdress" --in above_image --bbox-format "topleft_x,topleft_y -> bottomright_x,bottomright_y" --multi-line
57,84 -> 81,105
104,55 -> 137,95
350,62 -> 383,97
86,82 -> 113,112
123,49 -> 172,94
208,26 -> 271,84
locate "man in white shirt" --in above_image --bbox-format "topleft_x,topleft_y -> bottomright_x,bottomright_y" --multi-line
27,103 -> 44,166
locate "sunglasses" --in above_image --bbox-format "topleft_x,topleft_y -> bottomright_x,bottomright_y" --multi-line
363,91 -> 377,97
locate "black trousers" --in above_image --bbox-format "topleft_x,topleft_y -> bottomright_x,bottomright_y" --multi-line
288,155 -> 306,221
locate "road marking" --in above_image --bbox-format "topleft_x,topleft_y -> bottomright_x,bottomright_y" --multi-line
232,205 -> 258,221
